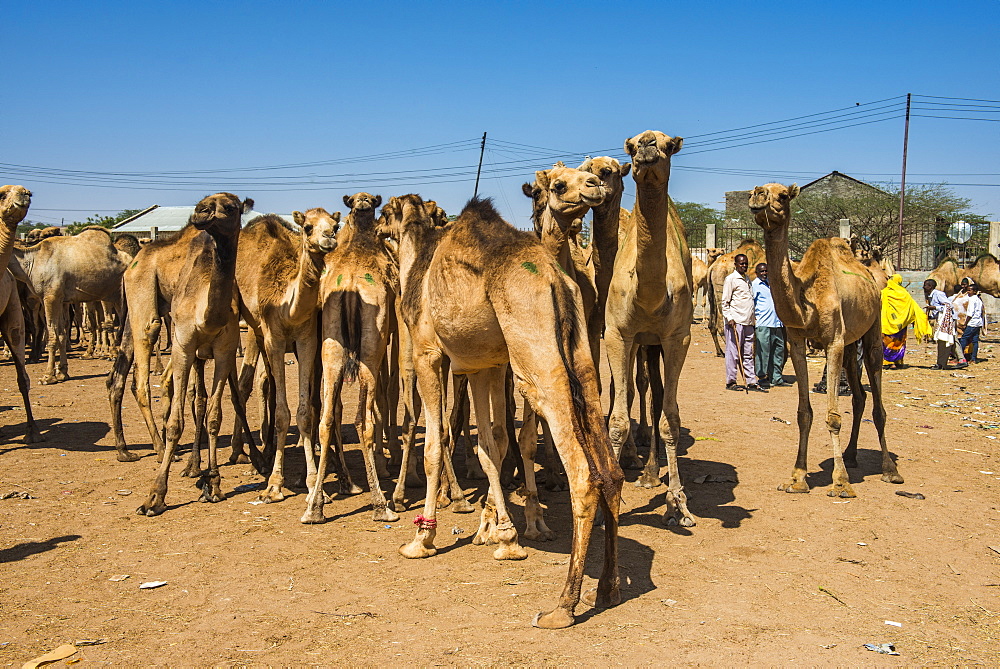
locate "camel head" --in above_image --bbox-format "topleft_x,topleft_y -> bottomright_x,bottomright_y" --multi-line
623,130 -> 682,185
189,193 -> 253,236
578,156 -> 631,203
379,194 -> 432,239
706,247 -> 726,265
0,185 -> 32,228
426,202 -> 449,228
292,207 -> 341,253
748,183 -> 799,232
523,164 -> 605,236
344,192 -> 382,215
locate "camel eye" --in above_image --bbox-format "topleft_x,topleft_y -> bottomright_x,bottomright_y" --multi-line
600,168 -> 612,178
304,224 -> 314,235
779,193 -> 788,201
553,182 -> 567,194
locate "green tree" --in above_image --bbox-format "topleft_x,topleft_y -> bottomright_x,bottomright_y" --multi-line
673,200 -> 723,249
67,209 -> 142,235
16,220 -> 49,235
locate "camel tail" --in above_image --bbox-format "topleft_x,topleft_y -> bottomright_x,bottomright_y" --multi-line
706,270 -> 719,333
341,291 -> 362,383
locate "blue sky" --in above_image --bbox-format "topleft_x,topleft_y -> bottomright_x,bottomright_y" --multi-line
6,1 -> 998,228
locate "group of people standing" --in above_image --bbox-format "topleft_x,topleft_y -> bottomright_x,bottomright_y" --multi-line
718,251 -> 990,391
721,254 -> 787,392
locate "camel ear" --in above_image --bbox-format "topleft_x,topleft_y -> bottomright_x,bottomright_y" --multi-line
788,183 -> 800,199
343,194 -> 354,209
242,198 -> 254,214
521,183 -> 535,198
292,211 -> 306,227
624,138 -> 637,157
534,169 -> 551,191
666,137 -> 683,155
578,158 -> 592,172
372,194 -> 382,208
331,211 -> 341,223
620,162 -> 632,177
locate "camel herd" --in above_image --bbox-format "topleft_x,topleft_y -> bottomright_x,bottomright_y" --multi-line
8,129 -> 980,627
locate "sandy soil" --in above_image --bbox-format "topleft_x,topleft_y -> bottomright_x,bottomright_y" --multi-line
1,325 -> 999,665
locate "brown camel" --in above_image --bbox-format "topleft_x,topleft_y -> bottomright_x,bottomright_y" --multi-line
211,209 -> 340,503
749,183 -> 903,497
706,239 -> 764,356
302,192 -> 404,524
9,226 -> 127,383
577,156 -> 631,341
24,227 -> 62,244
963,254 -> 1000,297
381,193 -> 623,629
107,193 -> 254,516
690,252 -> 717,316
604,130 -> 695,525
0,185 -> 42,443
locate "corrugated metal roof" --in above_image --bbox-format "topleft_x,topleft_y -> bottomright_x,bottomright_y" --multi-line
113,205 -> 293,233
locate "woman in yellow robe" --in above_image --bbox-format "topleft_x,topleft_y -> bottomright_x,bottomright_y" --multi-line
881,274 -> 932,367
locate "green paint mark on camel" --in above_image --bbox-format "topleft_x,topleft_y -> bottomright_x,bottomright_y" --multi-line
522,262 -> 538,275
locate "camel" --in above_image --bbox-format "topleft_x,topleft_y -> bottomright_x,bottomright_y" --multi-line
0,185 -> 42,443
8,226 -> 127,384
690,251 -> 721,317
963,254 -> 1000,297
604,130 -> 695,525
706,239 -> 765,356
24,227 -> 62,244
926,257 -> 963,296
107,193 -> 254,516
380,193 -> 623,629
207,208 -> 340,505
302,192 -> 404,524
749,183 -> 903,497
578,156 -> 631,342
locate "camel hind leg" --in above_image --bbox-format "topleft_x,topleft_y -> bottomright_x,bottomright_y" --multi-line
823,339 -> 854,498
1,291 -> 43,443
655,337 -> 695,526
841,340 -> 865,470
861,324 -> 903,484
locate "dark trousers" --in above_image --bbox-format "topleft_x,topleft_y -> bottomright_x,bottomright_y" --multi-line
959,325 -> 981,362
754,326 -> 786,386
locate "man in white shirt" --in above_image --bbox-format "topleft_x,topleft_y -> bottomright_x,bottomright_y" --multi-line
722,253 -> 763,391
958,283 -> 987,363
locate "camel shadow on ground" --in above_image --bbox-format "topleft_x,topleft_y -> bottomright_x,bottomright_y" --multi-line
0,418 -> 110,455
0,535 -> 82,564
806,447 -> 906,489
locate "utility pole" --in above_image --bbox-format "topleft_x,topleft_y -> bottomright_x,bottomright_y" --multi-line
896,93 -> 911,269
473,132 -> 487,198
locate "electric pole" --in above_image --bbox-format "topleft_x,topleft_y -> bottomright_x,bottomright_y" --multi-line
473,132 -> 487,198
896,93 -> 911,269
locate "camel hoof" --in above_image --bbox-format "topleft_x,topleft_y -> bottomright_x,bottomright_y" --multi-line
582,586 -> 621,609
544,477 -> 568,492
227,453 -> 251,465
679,514 -> 697,527
882,472 -> 904,484
55,372 -> 69,382
116,450 -> 141,463
828,484 -> 856,498
451,498 -> 475,514
493,543 -> 528,560
436,494 -> 452,510
778,481 -> 810,493
300,510 -> 325,524
523,529 -> 555,542
25,430 -> 44,444
398,540 -> 436,559
373,507 -> 400,523
390,498 -> 406,513
180,464 -> 202,478
137,494 -> 166,517
39,375 -> 56,385
261,487 -> 285,503
532,608 -> 575,629
636,472 -> 662,489
339,481 -> 363,496
844,458 -> 859,469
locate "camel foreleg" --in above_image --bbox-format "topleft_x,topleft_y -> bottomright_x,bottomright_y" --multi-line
780,338 -> 813,493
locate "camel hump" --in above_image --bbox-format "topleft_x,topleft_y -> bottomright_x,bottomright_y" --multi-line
458,195 -> 504,224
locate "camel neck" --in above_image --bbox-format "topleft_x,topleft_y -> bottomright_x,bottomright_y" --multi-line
287,242 -> 326,323
590,188 -> 623,283
202,230 -> 239,328
632,180 -> 669,303
0,224 -> 17,271
762,225 -> 806,328
539,209 -> 575,274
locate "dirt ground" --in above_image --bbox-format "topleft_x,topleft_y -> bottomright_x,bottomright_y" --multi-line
2,321 -> 1000,666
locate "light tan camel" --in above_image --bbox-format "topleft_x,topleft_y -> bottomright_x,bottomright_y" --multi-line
381,193 -> 623,629
24,227 -> 62,243
604,130 -> 695,525
706,239 -> 764,356
9,226 -> 127,384
963,254 -> 1000,297
749,183 -> 903,497
578,156 -> 631,342
926,257 -> 963,296
107,193 -> 255,515
0,185 -> 42,443
690,252 -> 718,316
206,209 -> 339,504
302,192 -> 404,524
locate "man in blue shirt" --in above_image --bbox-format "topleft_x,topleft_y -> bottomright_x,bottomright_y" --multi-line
752,263 -> 787,388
